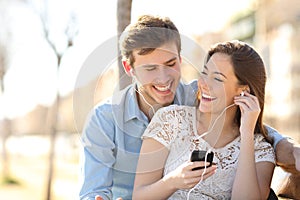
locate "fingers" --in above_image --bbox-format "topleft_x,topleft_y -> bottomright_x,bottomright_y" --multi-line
181,164 -> 217,189
189,161 -> 212,171
189,162 -> 217,178
200,167 -> 217,180
169,161 -> 217,190
234,91 -> 260,111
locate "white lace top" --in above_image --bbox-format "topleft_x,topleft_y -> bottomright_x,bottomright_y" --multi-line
142,105 -> 275,200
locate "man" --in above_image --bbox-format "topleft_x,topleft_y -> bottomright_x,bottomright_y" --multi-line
79,15 -> 197,200
79,15 -> 299,200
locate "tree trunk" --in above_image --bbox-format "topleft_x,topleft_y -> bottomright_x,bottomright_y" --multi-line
0,119 -> 11,180
45,53 -> 61,200
0,45 -> 12,182
117,0 -> 132,90
45,94 -> 60,200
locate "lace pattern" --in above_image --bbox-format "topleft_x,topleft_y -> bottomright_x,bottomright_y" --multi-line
142,105 -> 275,200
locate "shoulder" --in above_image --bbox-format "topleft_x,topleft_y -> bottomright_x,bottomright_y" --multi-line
254,134 -> 271,145
175,80 -> 198,106
155,105 -> 195,117
143,105 -> 195,148
149,105 -> 194,126
89,85 -> 135,123
178,79 -> 198,90
254,134 -> 276,163
94,85 -> 133,112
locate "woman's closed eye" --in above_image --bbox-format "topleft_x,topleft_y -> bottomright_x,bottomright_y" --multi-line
213,76 -> 224,82
201,71 -> 224,82
201,71 -> 208,75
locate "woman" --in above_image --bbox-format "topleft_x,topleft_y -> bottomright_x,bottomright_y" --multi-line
133,40 -> 275,200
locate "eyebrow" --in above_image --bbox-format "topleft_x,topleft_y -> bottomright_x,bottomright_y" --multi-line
164,57 -> 177,65
203,65 -> 228,79
140,56 -> 178,68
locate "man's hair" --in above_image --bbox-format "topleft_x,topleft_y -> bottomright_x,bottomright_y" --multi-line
119,15 -> 181,67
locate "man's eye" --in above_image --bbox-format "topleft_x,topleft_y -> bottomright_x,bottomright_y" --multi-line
146,67 -> 156,71
167,62 -> 176,67
201,71 -> 207,75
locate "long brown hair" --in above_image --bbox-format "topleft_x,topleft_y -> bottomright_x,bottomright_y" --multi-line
205,40 -> 268,139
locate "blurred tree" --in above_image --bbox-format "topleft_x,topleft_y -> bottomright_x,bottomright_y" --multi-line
117,0 -> 132,90
0,44 -> 13,183
0,3 -> 16,184
29,0 -> 79,199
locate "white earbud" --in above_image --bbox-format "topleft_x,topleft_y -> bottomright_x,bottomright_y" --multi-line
240,91 -> 245,96
129,68 -> 134,76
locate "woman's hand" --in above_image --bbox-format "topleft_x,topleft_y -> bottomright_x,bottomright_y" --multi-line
234,91 -> 260,136
163,161 -> 217,190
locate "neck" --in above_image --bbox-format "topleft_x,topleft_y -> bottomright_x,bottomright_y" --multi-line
197,106 -> 238,146
135,89 -> 160,121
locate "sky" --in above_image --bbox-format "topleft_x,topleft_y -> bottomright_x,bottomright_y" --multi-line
0,0 -> 253,119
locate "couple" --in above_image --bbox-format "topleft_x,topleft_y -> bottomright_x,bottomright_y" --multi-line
79,15 -> 300,200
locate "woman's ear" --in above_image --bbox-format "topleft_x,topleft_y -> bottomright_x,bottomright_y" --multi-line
243,85 -> 250,94
122,60 -> 133,76
237,85 -> 250,96
246,86 -> 250,93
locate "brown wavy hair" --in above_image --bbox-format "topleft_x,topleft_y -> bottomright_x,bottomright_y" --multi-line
203,40 -> 269,140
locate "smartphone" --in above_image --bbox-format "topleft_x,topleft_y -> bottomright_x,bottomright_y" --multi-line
190,150 -> 214,170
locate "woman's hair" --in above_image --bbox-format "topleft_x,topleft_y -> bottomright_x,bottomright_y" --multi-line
205,40 -> 268,139
119,15 -> 181,67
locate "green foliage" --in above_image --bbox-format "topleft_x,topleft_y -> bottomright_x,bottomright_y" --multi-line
1,176 -> 20,185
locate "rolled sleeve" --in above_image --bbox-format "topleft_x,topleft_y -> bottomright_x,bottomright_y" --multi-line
265,125 -> 286,150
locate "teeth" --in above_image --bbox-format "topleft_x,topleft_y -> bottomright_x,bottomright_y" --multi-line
155,84 -> 170,91
202,93 -> 215,99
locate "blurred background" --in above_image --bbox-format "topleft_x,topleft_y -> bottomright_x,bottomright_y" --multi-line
0,0 -> 299,199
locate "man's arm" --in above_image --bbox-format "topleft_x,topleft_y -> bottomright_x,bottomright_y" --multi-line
294,143 -> 300,171
276,138 -> 300,173
79,106 -> 115,200
276,138 -> 300,199
266,125 -> 300,199
265,125 -> 300,173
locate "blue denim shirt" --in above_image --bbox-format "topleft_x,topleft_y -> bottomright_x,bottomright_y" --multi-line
79,81 -> 198,200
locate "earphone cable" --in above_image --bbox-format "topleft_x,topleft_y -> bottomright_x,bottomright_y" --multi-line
134,88 -> 156,116
186,103 -> 236,200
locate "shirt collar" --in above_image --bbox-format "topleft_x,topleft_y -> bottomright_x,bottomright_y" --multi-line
124,84 -> 148,123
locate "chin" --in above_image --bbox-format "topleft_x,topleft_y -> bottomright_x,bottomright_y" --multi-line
158,99 -> 173,107
199,106 -> 211,113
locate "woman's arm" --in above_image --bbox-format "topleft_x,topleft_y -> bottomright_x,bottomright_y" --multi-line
233,92 -> 275,199
133,138 -> 175,200
133,138 -> 216,200
231,133 -> 275,200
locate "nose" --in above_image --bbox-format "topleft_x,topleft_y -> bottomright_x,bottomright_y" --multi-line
198,76 -> 208,90
154,66 -> 174,84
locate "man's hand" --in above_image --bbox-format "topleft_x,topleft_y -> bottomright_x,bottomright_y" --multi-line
276,138 -> 299,173
293,144 -> 300,171
276,138 -> 300,200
